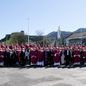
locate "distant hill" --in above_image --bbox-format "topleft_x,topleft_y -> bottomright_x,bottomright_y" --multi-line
47,28 -> 86,39
0,31 -> 44,44
47,31 -> 72,43
1,28 -> 86,44
0,34 -> 10,42
74,28 -> 86,33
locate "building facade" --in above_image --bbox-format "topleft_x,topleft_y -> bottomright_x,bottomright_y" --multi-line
66,32 -> 86,45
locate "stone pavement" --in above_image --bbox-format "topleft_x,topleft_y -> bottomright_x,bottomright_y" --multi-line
0,67 -> 86,86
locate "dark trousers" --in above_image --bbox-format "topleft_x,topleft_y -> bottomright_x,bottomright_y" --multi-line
65,55 -> 71,66
80,57 -> 84,65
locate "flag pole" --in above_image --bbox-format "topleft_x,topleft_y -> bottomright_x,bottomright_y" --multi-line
81,28 -> 82,46
28,18 -> 29,45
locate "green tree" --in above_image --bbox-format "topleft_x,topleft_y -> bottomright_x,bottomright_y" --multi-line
9,32 -> 27,44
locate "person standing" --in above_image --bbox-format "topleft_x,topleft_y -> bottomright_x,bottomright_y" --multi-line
37,48 -> 44,66
64,47 -> 71,66
20,48 -> 26,66
29,48 -> 38,66
25,49 -> 30,65
60,48 -> 65,65
44,48 -> 49,67
47,49 -> 54,66
80,48 -> 84,66
4,48 -> 10,66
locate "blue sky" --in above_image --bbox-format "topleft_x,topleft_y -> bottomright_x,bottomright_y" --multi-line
0,0 -> 86,39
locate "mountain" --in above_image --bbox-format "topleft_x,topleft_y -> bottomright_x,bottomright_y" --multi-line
47,28 -> 86,40
74,28 -> 86,33
1,28 -> 86,44
47,31 -> 72,40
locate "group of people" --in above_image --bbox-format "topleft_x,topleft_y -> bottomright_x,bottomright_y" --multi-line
0,44 -> 86,67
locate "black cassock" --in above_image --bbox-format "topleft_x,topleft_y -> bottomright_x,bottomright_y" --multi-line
20,51 -> 26,66
10,51 -> 17,66
47,50 -> 54,66
44,50 -> 54,66
4,51 -> 10,66
64,50 -> 71,66
80,50 -> 84,65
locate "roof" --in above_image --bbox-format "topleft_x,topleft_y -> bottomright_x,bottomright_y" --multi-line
66,32 -> 86,40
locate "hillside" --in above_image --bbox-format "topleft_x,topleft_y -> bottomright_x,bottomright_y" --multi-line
0,28 -> 86,44
47,28 -> 86,41
47,31 -> 72,39
74,28 -> 86,33
0,31 -> 44,45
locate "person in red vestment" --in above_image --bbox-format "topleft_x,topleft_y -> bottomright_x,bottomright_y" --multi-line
72,48 -> 80,65
0,47 -> 4,66
29,48 -> 38,66
83,48 -> 86,64
37,48 -> 44,66
53,49 -> 61,66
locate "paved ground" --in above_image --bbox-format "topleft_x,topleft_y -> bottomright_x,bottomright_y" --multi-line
0,67 -> 86,86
